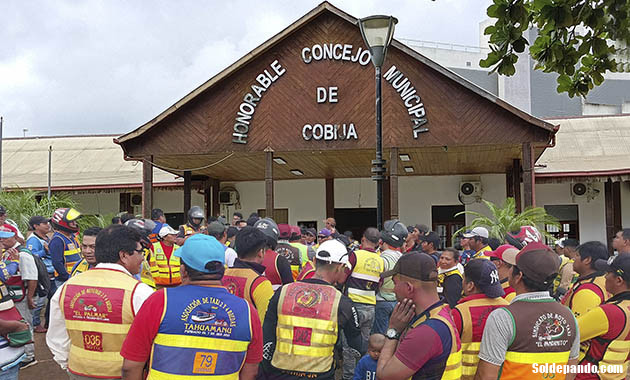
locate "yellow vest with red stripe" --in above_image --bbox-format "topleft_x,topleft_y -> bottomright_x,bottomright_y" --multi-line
222,267 -> 260,306
346,250 -> 384,305
408,303 -> 462,379
272,281 -> 342,373
453,296 -> 508,379
149,242 -> 181,286
60,268 -> 138,378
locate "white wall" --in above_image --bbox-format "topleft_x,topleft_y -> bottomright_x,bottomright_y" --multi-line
72,192 -> 119,215
335,178 -> 377,208
154,189 -> 204,214
398,174 -> 507,227
535,182 -> 606,243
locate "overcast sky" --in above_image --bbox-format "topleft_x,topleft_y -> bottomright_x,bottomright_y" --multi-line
1,0 -> 492,137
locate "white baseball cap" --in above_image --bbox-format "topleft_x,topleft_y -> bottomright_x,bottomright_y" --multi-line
463,226 -> 489,239
159,224 -> 178,238
315,240 -> 349,267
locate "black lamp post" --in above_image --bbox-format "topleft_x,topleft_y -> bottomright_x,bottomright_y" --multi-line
358,15 -> 397,230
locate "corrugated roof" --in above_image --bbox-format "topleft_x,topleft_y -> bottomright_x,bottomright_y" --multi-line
0,135 -> 180,189
536,115 -> 630,176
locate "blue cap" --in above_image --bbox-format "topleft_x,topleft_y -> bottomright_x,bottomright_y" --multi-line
174,234 -> 225,273
0,226 -> 16,239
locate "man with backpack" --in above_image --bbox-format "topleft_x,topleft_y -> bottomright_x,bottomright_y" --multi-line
26,215 -> 52,333
0,225 -> 42,369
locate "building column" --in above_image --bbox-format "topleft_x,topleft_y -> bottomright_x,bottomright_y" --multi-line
183,170 -> 191,216
325,178 -> 334,220
522,143 -> 535,208
605,179 -> 622,253
211,179 -> 220,218
513,159 -> 522,213
265,150 -> 274,218
142,156 -> 153,219
389,148 -> 399,220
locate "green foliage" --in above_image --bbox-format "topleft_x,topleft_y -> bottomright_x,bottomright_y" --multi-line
452,198 -> 560,243
0,189 -> 115,237
480,0 -> 630,97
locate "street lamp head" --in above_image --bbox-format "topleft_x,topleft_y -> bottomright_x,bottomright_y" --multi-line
357,15 -> 398,68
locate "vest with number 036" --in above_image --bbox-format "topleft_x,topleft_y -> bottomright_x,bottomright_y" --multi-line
148,285 -> 252,380
272,281 -> 342,374
60,268 -> 138,378
52,232 -> 82,274
149,242 -> 181,286
346,250 -> 384,305
452,295 -> 508,379
579,294 -> 630,380
407,303 -> 462,380
501,297 -> 577,380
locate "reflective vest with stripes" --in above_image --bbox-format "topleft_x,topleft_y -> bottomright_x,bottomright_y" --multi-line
290,242 -> 309,267
275,242 -> 301,280
60,268 -> 138,378
148,285 -> 252,380
263,250 -> 283,290
553,255 -> 579,293
70,259 -> 91,277
296,261 -> 316,281
149,242 -> 181,286
563,272 -> 609,314
580,295 -> 630,379
346,250 -> 384,305
501,297 -> 576,380
501,279 -> 516,302
52,232 -> 82,274
222,267 -> 262,307
437,268 -> 461,296
453,295 -> 508,379
272,281 -> 342,373
407,303 -> 462,380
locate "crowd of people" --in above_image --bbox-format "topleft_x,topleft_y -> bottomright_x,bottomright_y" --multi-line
1,204 -> 630,380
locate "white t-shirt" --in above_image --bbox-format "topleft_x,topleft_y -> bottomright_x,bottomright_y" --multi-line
225,247 -> 237,268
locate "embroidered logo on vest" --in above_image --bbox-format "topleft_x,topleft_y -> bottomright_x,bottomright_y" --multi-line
533,312 -> 573,348
181,296 -> 238,338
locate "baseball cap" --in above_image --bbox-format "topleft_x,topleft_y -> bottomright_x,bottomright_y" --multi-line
0,226 -> 16,239
158,224 -> 178,238
207,221 -> 226,236
217,216 -> 228,225
305,228 -> 316,237
174,234 -> 225,273
380,252 -> 438,282
502,242 -> 559,284
463,227 -> 489,239
278,224 -> 291,239
464,259 -> 505,298
315,239 -> 349,266
486,244 -> 519,261
28,216 -> 50,228
554,238 -> 566,248
595,255 -> 630,282
318,228 -> 332,237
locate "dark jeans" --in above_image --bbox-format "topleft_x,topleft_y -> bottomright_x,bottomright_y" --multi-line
372,300 -> 396,335
44,278 -> 59,329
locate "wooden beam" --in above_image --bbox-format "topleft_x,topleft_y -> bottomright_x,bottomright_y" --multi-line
522,144 -> 535,208
211,179 -> 220,218
513,159 -> 522,213
389,147 -> 399,220
183,170 -> 191,216
141,157 -> 153,218
614,181 -> 622,233
265,150 -> 274,217
605,180 -> 623,254
326,178 -> 334,220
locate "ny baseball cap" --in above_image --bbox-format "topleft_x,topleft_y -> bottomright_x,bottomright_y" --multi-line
463,227 -> 489,239
381,252 -> 438,282
465,259 -> 505,298
158,224 -> 178,238
502,242 -> 559,284
595,255 -> 630,282
174,234 -> 225,273
0,226 -> 16,239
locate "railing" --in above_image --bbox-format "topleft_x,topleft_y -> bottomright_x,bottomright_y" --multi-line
398,38 -> 490,53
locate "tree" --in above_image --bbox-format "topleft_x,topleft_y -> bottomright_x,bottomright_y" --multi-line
452,197 -> 560,243
480,0 -> 630,97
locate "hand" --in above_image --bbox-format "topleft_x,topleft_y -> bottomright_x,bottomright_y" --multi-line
11,320 -> 29,333
388,298 -> 415,333
43,242 -> 49,251
5,248 -> 19,261
28,297 -> 36,309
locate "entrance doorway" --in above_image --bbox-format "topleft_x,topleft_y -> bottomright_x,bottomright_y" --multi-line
334,208 -> 377,242
432,205 -> 465,250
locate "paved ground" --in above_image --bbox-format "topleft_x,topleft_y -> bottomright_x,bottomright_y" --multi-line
22,331 -> 67,379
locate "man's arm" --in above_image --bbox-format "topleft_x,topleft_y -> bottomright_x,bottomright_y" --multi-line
474,360 -> 501,380
474,308 -> 514,380
239,363 -> 258,380
261,289 -> 281,364
0,319 -> 28,335
26,237 -> 46,258
49,238 -> 69,281
276,255 -> 294,285
443,275 -> 462,308
251,278 -> 274,323
121,359 -> 145,380
46,284 -> 71,370
570,287 -> 605,318
376,299 -> 416,380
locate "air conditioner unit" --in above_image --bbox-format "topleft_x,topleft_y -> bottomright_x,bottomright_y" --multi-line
130,194 -> 142,206
219,190 -> 237,205
571,183 -> 588,197
460,181 -> 482,198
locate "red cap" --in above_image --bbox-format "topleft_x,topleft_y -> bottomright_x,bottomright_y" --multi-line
486,244 -> 518,261
278,224 -> 291,239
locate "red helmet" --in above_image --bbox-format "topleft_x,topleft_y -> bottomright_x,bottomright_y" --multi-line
506,226 -> 542,249
51,208 -> 81,233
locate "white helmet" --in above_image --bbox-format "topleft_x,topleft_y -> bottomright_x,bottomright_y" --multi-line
316,239 -> 349,267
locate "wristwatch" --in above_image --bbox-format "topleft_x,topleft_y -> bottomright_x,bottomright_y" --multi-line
385,328 -> 401,340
